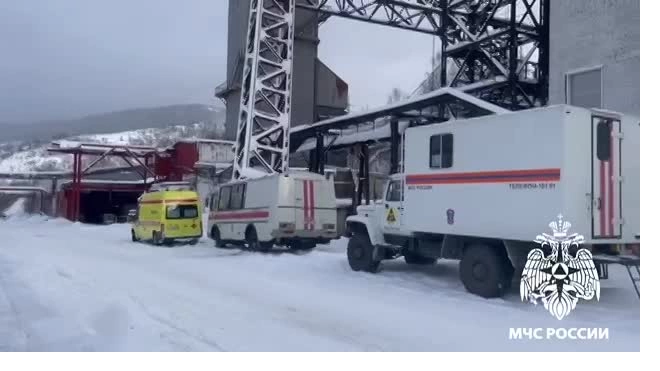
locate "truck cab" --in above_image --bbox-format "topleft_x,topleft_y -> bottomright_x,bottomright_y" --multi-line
352,174 -> 410,241
345,174 -> 437,272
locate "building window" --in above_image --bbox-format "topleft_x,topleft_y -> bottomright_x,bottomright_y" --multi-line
566,66 -> 603,109
430,133 -> 453,169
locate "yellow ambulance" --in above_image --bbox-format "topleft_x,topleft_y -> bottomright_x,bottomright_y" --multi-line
131,188 -> 203,246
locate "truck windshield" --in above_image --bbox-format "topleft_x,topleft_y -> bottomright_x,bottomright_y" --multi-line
166,204 -> 199,219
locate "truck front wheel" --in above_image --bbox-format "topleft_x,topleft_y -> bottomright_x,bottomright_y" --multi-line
347,233 -> 381,273
459,244 -> 509,298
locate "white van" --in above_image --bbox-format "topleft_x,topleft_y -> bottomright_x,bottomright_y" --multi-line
207,171 -> 338,251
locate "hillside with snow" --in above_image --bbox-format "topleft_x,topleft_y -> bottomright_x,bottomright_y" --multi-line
0,122 -> 225,173
0,104 -> 226,173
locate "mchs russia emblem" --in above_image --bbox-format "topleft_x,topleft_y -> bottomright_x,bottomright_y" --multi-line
520,215 -> 600,320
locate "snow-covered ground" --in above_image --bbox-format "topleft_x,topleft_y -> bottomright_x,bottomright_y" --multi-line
0,216 -> 640,351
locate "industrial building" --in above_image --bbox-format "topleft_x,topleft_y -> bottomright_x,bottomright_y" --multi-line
2,0 -> 639,222
215,0 -> 350,141
0,139 -> 234,223
548,0 -> 639,116
212,0 -> 639,208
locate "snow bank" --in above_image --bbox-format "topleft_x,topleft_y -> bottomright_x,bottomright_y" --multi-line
2,198 -> 26,217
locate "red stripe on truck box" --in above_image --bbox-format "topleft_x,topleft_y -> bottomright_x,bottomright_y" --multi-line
406,168 -> 560,185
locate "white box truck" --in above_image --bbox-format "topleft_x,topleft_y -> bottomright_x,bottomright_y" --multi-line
207,170 -> 339,251
344,105 -> 640,298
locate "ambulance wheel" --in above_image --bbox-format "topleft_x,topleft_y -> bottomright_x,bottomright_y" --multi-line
189,239 -> 199,246
347,233 -> 381,273
131,229 -> 138,242
404,252 -> 437,265
152,231 -> 164,246
246,226 -> 272,252
459,244 -> 508,298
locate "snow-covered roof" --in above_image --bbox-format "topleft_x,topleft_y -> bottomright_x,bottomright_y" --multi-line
296,119 -> 408,152
178,138 -> 235,145
291,87 -> 509,137
61,178 -> 155,186
290,87 -> 510,152
49,141 -> 161,156
0,186 -> 49,193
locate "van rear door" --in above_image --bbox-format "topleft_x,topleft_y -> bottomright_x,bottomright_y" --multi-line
165,203 -> 201,237
295,178 -> 317,231
591,115 -> 622,239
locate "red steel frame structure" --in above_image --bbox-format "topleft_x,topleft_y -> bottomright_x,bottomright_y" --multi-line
48,143 -> 162,222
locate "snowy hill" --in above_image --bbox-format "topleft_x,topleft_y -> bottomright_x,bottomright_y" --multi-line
0,104 -> 226,173
0,122 -> 226,173
1,104 -> 224,143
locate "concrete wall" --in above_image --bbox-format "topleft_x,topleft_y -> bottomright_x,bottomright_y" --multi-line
549,0 -> 639,116
315,59 -> 350,119
197,141 -> 234,163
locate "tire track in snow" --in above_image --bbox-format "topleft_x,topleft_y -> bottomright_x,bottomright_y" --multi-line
128,294 -> 226,351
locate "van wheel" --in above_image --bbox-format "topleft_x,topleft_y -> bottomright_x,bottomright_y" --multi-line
211,227 -> 226,248
459,244 -> 509,298
347,233 -> 381,273
246,227 -> 272,252
404,252 -> 437,265
131,229 -> 138,242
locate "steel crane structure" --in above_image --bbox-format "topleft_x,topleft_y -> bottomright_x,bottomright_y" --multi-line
232,0 -> 549,179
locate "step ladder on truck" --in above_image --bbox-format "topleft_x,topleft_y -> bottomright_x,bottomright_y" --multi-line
592,240 -> 640,298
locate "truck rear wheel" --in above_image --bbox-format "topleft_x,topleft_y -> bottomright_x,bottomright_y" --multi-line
347,233 -> 381,273
459,244 -> 509,298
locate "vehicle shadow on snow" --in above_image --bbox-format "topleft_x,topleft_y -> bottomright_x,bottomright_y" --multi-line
374,260 -> 544,307
376,258 -> 639,316
216,244 -> 318,257
167,241 -> 320,259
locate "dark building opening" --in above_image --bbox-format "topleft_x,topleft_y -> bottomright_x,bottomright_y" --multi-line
78,190 -> 142,224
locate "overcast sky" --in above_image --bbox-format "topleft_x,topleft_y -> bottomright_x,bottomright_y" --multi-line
0,0 -> 434,124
